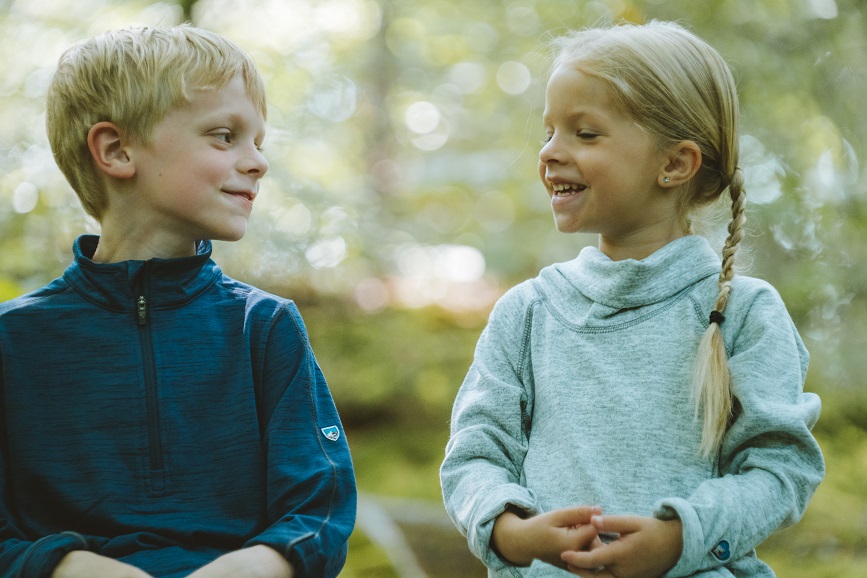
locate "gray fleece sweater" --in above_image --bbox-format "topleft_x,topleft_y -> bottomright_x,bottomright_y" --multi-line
440,235 -> 824,577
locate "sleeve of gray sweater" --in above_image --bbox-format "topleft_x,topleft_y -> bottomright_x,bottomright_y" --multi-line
656,279 -> 825,576
440,283 -> 540,572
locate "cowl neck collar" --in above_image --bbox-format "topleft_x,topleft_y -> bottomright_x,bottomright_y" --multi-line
549,236 -> 722,310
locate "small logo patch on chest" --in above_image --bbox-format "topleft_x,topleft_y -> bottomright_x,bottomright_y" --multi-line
321,425 -> 340,441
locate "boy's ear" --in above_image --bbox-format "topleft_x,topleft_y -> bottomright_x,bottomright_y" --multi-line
87,122 -> 135,179
658,140 -> 702,188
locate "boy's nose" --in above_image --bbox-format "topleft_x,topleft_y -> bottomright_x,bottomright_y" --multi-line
239,148 -> 269,178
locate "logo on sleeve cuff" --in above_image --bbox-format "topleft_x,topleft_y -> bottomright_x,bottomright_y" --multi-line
711,540 -> 731,561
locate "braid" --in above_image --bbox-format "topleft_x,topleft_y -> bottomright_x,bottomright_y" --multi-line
714,167 -> 746,313
693,167 -> 745,458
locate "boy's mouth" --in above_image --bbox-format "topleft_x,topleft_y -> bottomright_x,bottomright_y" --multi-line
225,190 -> 255,202
550,182 -> 586,197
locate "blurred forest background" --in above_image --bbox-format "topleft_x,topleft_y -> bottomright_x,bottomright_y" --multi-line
1,0 -> 865,575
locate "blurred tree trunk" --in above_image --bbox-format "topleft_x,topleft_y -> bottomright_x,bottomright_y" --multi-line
179,0 -> 197,22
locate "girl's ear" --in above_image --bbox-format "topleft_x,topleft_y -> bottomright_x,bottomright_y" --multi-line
87,122 -> 135,179
659,140 -> 702,188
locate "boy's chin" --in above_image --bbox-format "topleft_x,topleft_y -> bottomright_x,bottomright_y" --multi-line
210,227 -> 248,243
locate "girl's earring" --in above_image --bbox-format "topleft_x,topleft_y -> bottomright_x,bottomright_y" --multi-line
663,177 -> 671,184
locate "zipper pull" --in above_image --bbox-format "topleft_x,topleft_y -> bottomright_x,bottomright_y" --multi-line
137,295 -> 148,326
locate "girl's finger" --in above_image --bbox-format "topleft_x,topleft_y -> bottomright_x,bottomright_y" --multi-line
561,543 -> 620,569
552,505 -> 603,527
592,514 -> 645,535
566,565 -> 615,577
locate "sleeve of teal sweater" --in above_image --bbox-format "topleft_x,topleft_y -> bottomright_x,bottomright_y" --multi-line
0,352 -> 92,578
440,286 -> 540,572
656,281 -> 825,576
243,303 -> 357,578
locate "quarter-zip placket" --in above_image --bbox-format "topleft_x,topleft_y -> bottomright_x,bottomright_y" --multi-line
134,262 -> 167,494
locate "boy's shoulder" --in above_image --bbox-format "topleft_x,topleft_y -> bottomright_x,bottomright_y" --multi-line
0,277 -> 72,319
217,273 -> 294,309
215,272 -> 308,328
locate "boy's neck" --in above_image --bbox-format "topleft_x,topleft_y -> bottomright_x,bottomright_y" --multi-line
92,220 -> 198,263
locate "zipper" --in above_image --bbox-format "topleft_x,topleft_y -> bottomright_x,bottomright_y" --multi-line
134,263 -> 166,494
136,295 -> 147,326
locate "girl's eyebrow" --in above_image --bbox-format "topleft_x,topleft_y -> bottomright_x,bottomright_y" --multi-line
542,110 -> 601,125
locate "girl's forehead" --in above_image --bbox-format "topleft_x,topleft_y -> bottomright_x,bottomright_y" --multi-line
544,65 -> 618,114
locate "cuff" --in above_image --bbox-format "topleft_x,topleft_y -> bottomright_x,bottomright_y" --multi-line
467,486 -> 538,572
654,498 -> 704,578
19,532 -> 89,578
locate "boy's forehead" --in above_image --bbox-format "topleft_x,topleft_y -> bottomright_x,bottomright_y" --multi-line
184,76 -> 266,116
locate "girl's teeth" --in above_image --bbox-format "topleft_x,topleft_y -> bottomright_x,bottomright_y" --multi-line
552,183 -> 584,195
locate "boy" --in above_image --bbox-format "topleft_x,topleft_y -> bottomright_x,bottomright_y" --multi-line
0,25 -> 356,578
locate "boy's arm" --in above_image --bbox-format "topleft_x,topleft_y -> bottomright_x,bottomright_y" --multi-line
241,303 -> 356,578
184,545 -> 292,578
52,551 -> 153,578
0,359 -> 92,578
0,527 -> 90,578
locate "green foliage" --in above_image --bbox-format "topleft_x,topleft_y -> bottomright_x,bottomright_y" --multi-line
341,529 -> 400,578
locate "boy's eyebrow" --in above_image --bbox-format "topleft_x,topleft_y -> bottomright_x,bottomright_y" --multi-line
204,111 -> 264,132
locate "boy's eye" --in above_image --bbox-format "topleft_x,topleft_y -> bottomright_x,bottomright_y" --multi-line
577,131 -> 598,140
212,131 -> 232,143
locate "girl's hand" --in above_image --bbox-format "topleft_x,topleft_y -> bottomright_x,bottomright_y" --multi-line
185,545 -> 293,578
492,505 -> 602,568
561,515 -> 682,578
52,551 -> 154,578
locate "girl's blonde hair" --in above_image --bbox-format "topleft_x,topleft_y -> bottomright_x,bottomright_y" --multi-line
551,21 -> 745,457
46,24 -> 267,220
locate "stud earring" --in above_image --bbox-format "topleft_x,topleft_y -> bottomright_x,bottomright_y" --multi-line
663,177 -> 671,184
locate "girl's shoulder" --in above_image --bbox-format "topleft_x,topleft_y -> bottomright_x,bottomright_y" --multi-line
712,274 -> 804,358
728,274 -> 790,317
488,277 -> 545,325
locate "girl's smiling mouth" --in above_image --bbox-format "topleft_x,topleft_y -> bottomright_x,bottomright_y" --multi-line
550,182 -> 587,197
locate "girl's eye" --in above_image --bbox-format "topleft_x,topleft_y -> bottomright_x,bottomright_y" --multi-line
542,134 -> 553,144
577,131 -> 598,140
212,131 -> 232,143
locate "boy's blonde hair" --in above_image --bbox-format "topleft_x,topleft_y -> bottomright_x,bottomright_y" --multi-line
551,21 -> 745,458
46,24 -> 267,220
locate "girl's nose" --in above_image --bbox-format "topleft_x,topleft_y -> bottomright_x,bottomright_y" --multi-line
539,135 -> 563,165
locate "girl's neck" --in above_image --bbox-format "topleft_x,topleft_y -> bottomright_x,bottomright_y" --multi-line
598,226 -> 686,262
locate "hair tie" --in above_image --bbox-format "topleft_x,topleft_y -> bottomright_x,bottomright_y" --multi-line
709,310 -> 725,326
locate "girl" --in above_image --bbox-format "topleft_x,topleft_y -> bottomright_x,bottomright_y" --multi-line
440,21 -> 824,578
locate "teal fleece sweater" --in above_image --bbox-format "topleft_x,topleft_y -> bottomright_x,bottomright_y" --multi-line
440,236 -> 824,577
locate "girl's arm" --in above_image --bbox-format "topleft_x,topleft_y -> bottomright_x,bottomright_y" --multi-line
656,283 -> 823,576
440,287 -> 543,571
442,286 -> 600,569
